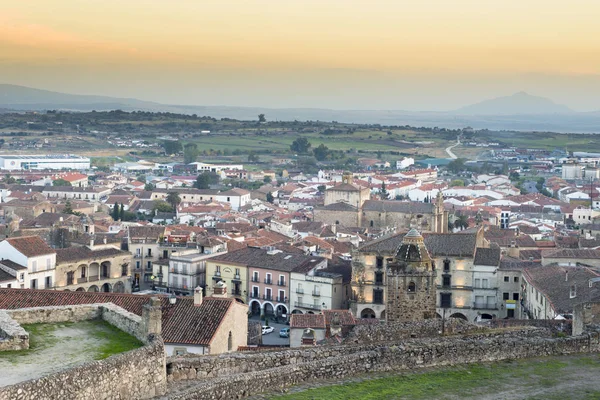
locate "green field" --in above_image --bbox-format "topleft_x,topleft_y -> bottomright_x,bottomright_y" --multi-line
271,354 -> 600,400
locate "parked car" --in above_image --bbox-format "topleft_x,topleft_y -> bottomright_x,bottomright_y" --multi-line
262,325 -> 274,335
279,327 -> 290,338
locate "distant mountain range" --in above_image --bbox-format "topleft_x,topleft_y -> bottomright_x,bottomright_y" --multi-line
1,84 -> 599,133
455,91 -> 574,115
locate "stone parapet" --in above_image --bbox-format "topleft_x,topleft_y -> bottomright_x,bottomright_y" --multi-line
0,310 -> 29,351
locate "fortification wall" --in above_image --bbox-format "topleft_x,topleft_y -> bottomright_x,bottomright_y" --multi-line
0,310 -> 29,351
7,304 -> 102,325
167,331 -> 600,400
99,303 -> 145,343
0,336 -> 167,400
167,327 -> 551,382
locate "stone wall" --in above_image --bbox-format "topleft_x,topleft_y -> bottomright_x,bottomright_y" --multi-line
0,335 -> 167,400
0,310 -> 29,351
100,303 -> 144,343
7,304 -> 102,325
166,326 -> 551,382
166,330 -> 600,400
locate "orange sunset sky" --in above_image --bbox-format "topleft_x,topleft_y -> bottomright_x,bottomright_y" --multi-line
2,0 -> 600,110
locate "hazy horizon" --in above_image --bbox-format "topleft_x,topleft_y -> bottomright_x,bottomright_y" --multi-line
2,1 -> 600,112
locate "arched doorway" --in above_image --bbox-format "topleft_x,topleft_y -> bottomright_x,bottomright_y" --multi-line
276,304 -> 288,317
88,285 -> 99,292
449,313 -> 468,320
100,261 -> 111,279
249,300 -> 261,316
361,308 -> 376,319
88,263 -> 99,280
263,302 -> 274,317
100,283 -> 112,293
113,281 -> 125,293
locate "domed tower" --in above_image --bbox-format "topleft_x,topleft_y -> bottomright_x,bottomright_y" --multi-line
386,229 -> 437,322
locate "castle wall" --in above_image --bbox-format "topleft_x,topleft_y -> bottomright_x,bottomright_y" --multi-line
165,329 -> 600,399
386,272 -> 437,322
0,310 -> 29,351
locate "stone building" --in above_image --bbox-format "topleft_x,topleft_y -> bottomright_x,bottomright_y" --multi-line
324,172 -> 371,209
386,229 -> 437,322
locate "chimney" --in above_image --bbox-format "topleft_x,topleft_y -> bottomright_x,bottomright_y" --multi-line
212,281 -> 228,298
194,286 -> 203,306
141,297 -> 162,342
565,270 -> 569,282
90,238 -> 94,248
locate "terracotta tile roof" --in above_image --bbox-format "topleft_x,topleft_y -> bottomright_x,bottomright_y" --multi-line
4,236 -> 55,257
0,289 -> 234,346
323,309 -> 356,326
290,313 -> 326,329
56,247 -> 129,264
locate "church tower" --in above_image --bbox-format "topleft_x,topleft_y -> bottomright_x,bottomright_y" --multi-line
434,191 -> 448,233
386,229 -> 437,322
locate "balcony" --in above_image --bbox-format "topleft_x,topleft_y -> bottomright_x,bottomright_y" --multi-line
251,277 -> 260,283
233,274 -> 241,281
77,277 -> 87,284
264,278 -> 273,285
436,285 -> 473,291
294,302 -> 322,311
277,280 -> 286,287
88,275 -> 99,282
263,294 -> 273,301
276,296 -> 288,303
134,254 -> 142,258
250,292 -> 260,299
312,291 -> 321,297
296,288 -> 305,294
231,289 -> 243,296
169,283 -> 192,292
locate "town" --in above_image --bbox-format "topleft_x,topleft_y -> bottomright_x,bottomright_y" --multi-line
2,111 -> 600,398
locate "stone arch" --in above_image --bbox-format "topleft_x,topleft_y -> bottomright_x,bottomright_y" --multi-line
78,263 -> 88,280
276,304 -> 288,317
361,308 -> 376,319
88,285 -> 99,292
436,312 -> 442,318
249,300 -> 261,315
481,313 -> 494,320
380,310 -> 386,320
263,302 -> 275,316
449,312 -> 468,320
100,283 -> 112,292
113,281 -> 125,293
63,289 -> 71,292
100,261 -> 111,279
75,287 -> 85,292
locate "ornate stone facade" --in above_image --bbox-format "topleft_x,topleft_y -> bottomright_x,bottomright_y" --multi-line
386,229 -> 436,322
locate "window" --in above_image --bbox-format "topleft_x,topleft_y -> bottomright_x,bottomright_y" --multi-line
278,290 -> 285,302
45,276 -> 52,288
376,256 -> 384,268
442,275 -> 451,287
375,272 -> 384,285
313,285 -> 320,296
30,279 -> 37,289
121,264 -> 128,277
32,260 -> 37,272
373,288 -> 384,304
265,273 -> 272,284
252,286 -> 259,298
513,276 -> 519,283
265,288 -> 272,300
136,261 -> 140,269
482,279 -> 489,289
440,293 -> 452,308
147,261 -> 152,270
474,278 -> 481,288
504,276 -> 509,282
67,271 -> 74,285
174,347 -> 188,356
513,293 -> 519,301
253,271 -> 259,282
46,258 -> 51,270
81,266 -> 86,278
19,273 -> 24,282
407,282 -> 416,293
443,259 -> 450,272
503,292 -> 509,300
235,268 -> 240,278
181,263 -> 188,275
279,275 -> 285,286
182,277 -> 188,289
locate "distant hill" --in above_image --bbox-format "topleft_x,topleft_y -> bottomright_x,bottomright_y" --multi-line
0,84 -> 161,112
455,92 -> 573,115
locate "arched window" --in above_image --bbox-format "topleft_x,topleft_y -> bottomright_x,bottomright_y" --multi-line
408,282 -> 416,293
228,331 -> 233,351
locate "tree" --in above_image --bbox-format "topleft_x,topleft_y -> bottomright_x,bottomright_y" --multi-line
380,182 -> 388,199
112,202 -> 120,220
4,174 -> 15,184
258,114 -> 266,123
136,175 -> 146,183
162,140 -> 182,155
184,143 -> 199,164
446,158 -> 466,174
263,176 -> 272,183
313,143 -> 330,161
166,192 -> 181,211
454,215 -> 469,230
119,203 -> 125,221
290,137 -> 311,154
152,200 -> 173,213
53,178 -> 72,187
450,179 -> 465,187
63,200 -> 73,214
144,183 -> 155,191
248,151 -> 259,162
317,185 -> 326,194
266,192 -> 274,203
195,172 -> 218,189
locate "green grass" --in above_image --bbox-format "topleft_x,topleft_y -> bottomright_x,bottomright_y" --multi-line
272,355 -> 600,400
86,319 -> 144,360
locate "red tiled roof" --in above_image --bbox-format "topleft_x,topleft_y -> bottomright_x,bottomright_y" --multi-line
290,313 -> 326,329
4,236 -> 55,257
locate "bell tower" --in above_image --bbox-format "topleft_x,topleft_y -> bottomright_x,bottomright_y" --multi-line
386,229 -> 437,322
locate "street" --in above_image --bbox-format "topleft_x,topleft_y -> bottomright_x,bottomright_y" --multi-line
249,316 -> 290,346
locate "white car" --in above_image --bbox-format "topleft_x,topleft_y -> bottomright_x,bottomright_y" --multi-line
262,326 -> 274,335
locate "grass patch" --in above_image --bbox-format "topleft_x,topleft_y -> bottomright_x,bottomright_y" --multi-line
86,319 -> 143,359
273,355 -> 600,400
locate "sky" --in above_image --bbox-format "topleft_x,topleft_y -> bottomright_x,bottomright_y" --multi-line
2,0 -> 600,111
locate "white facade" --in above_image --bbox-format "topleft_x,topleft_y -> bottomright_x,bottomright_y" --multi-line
290,271 -> 343,314
396,157 -> 415,170
0,155 -> 90,171
0,241 -> 56,290
193,162 -> 243,172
